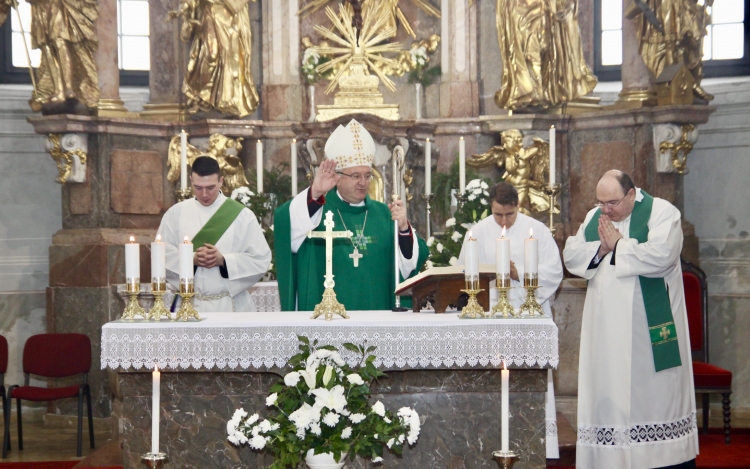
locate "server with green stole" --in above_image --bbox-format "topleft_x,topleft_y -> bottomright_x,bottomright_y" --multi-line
275,119 -> 428,311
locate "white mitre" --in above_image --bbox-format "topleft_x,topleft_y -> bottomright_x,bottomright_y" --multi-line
324,119 -> 375,170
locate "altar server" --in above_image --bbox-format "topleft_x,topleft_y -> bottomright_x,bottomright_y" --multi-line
458,182 -> 563,459
275,119 -> 428,311
158,156 -> 271,312
563,170 -> 697,469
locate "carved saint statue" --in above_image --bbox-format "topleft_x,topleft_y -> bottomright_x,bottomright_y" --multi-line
0,0 -> 100,110
495,0 -> 597,110
171,0 -> 259,117
167,133 -> 249,195
627,0 -> 714,101
469,129 -> 559,216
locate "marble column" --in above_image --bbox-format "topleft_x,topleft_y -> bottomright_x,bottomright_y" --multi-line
613,0 -> 657,108
439,0 -> 479,118
261,0 -> 304,121
140,0 -> 188,120
94,0 -> 129,116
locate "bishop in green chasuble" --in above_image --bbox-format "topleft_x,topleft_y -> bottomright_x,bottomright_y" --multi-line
275,120 -> 428,311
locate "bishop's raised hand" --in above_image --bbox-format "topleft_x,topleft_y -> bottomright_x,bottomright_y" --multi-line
311,159 -> 339,199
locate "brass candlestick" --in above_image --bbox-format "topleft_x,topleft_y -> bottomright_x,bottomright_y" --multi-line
492,450 -> 518,469
459,277 -> 486,318
148,279 -> 172,321
175,280 -> 200,321
311,287 -> 349,321
421,193 -> 435,239
175,187 -> 192,202
141,452 -> 168,468
543,183 -> 560,235
122,279 -> 147,321
518,273 -> 544,317
490,275 -> 516,318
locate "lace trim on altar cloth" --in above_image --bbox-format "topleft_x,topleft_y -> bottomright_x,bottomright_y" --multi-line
577,412 -> 697,447
546,418 -> 558,437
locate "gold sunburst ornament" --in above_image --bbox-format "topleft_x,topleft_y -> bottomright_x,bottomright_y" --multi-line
313,4 -> 402,121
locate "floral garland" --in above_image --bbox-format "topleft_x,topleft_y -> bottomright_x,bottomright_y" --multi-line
227,337 -> 421,468
426,179 -> 491,268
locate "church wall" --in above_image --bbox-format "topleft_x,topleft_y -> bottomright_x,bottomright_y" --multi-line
685,78 -> 750,416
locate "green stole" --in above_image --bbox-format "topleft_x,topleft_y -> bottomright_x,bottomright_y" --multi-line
275,189 -> 428,311
584,191 -> 681,372
191,198 -> 245,251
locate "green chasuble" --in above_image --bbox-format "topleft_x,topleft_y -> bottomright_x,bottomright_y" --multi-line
584,190 -> 681,372
275,189 -> 429,311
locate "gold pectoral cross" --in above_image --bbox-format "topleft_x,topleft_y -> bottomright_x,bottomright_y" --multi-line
349,247 -> 363,267
660,326 -> 671,340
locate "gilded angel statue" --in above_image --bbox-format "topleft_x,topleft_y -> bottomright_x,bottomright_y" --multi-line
169,0 -> 259,117
167,134 -> 249,195
0,0 -> 99,111
469,129 -> 559,215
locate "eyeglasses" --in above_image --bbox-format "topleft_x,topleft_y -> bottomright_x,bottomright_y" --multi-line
595,194 -> 628,209
336,171 -> 373,182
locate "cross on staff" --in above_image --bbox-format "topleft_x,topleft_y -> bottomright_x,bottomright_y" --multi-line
308,210 -> 352,290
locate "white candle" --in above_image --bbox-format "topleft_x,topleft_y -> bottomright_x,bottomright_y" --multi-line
549,125 -> 556,184
501,362 -> 510,453
459,136 -> 466,194
496,228 -> 510,276
125,236 -> 139,280
424,138 -> 432,195
151,234 -> 166,281
151,365 -> 160,455
180,130 -> 187,191
291,139 -> 298,196
524,228 -> 538,275
256,139 -> 263,193
179,236 -> 193,280
465,231 -> 479,279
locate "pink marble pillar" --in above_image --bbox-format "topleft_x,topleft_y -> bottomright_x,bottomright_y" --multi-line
94,0 -> 128,116
439,0 -> 480,118
614,0 -> 657,108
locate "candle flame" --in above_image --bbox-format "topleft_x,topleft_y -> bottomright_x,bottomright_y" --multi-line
183,236 -> 190,243
460,136 -> 464,141
156,234 -> 162,242
293,138 -> 297,143
529,227 -> 534,238
468,230 -> 475,241
154,365 -> 159,372
426,138 -> 430,142
129,236 -> 135,243
503,361 -> 507,371
508,109 -> 513,116
501,227 -> 506,238
551,125 -> 555,130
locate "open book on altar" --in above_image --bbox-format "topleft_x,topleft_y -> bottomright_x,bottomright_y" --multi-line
395,264 -> 497,313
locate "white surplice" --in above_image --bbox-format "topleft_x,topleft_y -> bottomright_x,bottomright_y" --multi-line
563,189 -> 698,469
458,212 -> 563,458
158,192 -> 271,312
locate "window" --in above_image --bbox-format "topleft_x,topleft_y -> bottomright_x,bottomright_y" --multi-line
595,0 -> 750,81
0,1 -> 149,85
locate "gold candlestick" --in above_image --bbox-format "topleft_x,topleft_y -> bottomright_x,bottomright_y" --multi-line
492,450 -> 518,469
459,278 -> 486,318
175,187 -> 192,202
148,279 -> 172,321
518,273 -> 544,317
122,279 -> 147,321
491,275 -> 516,318
141,452 -> 168,468
543,183 -> 560,235
175,280 -> 200,321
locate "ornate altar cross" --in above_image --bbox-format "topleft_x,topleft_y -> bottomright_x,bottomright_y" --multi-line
307,211 -> 352,320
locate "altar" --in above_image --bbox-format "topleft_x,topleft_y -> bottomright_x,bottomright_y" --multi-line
102,311 -> 558,469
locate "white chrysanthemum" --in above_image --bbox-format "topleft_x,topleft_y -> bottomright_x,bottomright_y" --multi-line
246,413 -> 259,425
426,236 -> 434,247
323,412 -> 340,427
310,385 -> 347,413
466,179 -> 480,189
252,425 -> 261,436
436,243 -> 444,253
284,371 -> 300,387
340,408 -> 350,416
449,256 -> 458,266
480,198 -> 488,205
387,438 -> 395,448
480,181 -> 489,189
315,349 -> 333,359
258,419 -> 272,433
384,416 -> 391,424
249,434 -> 266,450
451,231 -> 462,242
446,218 -> 456,227
289,403 -> 319,431
227,433 -> 240,445
398,434 -> 405,444
426,260 -> 434,269
407,412 -> 421,444
373,456 -> 383,463
331,352 -> 346,366
349,413 -> 366,424
346,373 -> 364,386
341,427 -> 353,439
468,193 -> 477,201
371,401 -> 386,417
231,186 -> 253,200
398,407 -> 412,418
266,393 -> 278,406
310,421 -> 322,436
226,420 -> 238,435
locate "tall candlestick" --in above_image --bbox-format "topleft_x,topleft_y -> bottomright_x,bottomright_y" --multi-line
549,125 -> 556,184
125,236 -> 139,281
496,228 -> 510,276
152,366 -> 160,455
256,139 -> 263,193
180,130 -> 187,191
501,362 -> 510,452
465,231 -> 479,288
151,234 -> 166,281
524,228 -> 538,275
459,136 -> 466,194
179,236 -> 194,281
291,139 -> 298,196
424,138 -> 431,195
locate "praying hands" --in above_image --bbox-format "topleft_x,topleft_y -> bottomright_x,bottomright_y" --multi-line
597,215 -> 623,258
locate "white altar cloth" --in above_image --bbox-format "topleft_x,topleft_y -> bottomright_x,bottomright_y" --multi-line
101,311 -> 558,371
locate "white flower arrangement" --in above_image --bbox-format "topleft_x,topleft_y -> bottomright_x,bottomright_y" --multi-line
445,218 -> 456,227
451,231 -> 463,242
231,186 -> 255,207
227,337 -> 421,468
301,47 -> 321,84
410,46 -> 428,67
